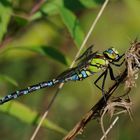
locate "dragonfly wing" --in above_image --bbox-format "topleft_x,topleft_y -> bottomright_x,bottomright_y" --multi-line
56,46 -> 100,81
77,51 -> 99,68
76,45 -> 94,61
56,67 -> 78,80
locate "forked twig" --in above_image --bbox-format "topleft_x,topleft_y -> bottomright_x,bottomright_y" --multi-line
30,1 -> 109,140
100,97 -> 133,138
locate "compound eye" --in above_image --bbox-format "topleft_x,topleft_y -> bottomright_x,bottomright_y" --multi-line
108,49 -> 113,54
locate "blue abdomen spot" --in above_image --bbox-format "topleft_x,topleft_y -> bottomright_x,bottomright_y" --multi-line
47,81 -> 53,86
71,74 -> 79,81
81,70 -> 87,78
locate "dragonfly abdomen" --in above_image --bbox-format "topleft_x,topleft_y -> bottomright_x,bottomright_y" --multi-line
0,69 -> 91,104
65,69 -> 92,81
0,79 -> 59,104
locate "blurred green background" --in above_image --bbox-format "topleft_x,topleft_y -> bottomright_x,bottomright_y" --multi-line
0,0 -> 140,140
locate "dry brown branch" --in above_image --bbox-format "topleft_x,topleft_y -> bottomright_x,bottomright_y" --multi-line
63,69 -> 128,140
125,39 -> 140,89
63,40 -> 140,140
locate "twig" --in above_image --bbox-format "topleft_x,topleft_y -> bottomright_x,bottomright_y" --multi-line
0,36 -> 13,48
100,97 -> 133,138
30,89 -> 59,140
30,0 -> 109,140
125,39 -> 140,89
70,0 -> 109,67
63,39 -> 140,140
0,0 -> 47,48
100,116 -> 119,140
30,0 -> 46,15
63,69 -> 127,140
100,102 -> 108,139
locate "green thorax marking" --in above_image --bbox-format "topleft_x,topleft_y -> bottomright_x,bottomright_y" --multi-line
88,54 -> 109,73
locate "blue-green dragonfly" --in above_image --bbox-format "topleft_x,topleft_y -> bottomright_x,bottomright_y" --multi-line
0,46 -> 124,104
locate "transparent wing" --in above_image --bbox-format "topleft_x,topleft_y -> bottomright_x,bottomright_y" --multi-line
56,45 -> 99,80
77,51 -> 99,68
56,67 -> 78,80
76,45 -> 94,61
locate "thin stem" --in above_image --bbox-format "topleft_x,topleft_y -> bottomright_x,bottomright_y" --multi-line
30,0 -> 46,15
30,89 -> 59,140
70,0 -> 109,68
100,116 -> 119,140
30,0 -> 109,140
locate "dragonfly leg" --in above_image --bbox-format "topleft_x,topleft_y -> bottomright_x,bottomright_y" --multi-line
94,70 -> 108,102
108,64 -> 122,83
108,65 -> 116,80
101,70 -> 108,102
111,54 -> 125,67
94,71 -> 106,91
111,60 -> 125,67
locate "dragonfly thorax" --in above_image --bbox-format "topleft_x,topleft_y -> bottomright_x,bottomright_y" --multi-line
88,56 -> 109,73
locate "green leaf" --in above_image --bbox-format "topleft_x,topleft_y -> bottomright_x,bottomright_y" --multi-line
15,16 -> 29,26
41,2 -> 59,16
30,11 -> 43,21
59,7 -> 85,47
37,1 -> 85,47
0,100 -> 67,134
41,46 -> 69,65
31,1 -> 61,21
79,0 -> 100,8
63,0 -> 100,11
0,74 -> 18,86
23,46 -> 69,65
40,0 -> 101,15
2,46 -> 70,66
0,1 -> 12,41
32,46 -> 70,65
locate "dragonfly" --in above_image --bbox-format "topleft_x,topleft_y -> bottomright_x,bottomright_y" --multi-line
0,45 -> 124,104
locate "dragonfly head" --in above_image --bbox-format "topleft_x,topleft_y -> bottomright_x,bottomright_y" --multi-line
103,47 -> 120,61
